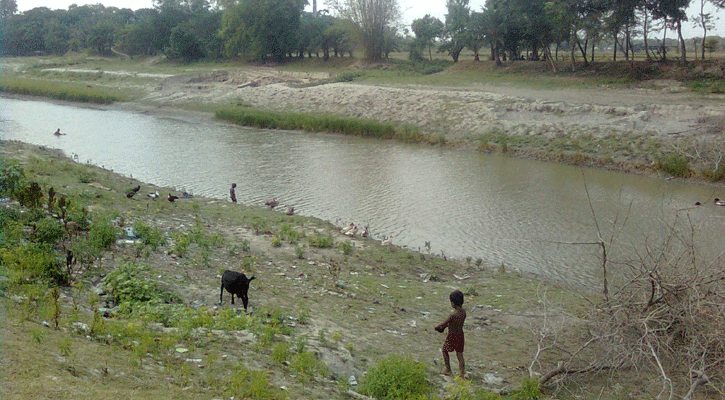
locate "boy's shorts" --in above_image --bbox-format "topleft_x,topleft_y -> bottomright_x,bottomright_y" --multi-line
442,332 -> 464,353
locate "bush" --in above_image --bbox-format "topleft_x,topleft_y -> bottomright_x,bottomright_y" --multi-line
359,354 -> 430,400
227,365 -> 286,400
308,233 -> 333,248
1,243 -> 68,285
88,218 -> 120,251
102,263 -> 179,305
656,153 -> 690,178
0,162 -> 24,197
15,181 -> 44,208
31,217 -> 65,245
133,221 -> 166,250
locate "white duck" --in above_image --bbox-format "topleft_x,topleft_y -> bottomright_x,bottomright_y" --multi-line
381,235 -> 393,246
147,190 -> 160,200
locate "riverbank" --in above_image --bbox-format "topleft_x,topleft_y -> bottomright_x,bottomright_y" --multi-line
3,55 -> 725,182
1,140 -> 601,399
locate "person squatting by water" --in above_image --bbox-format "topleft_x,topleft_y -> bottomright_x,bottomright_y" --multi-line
230,183 -> 237,203
435,289 -> 467,378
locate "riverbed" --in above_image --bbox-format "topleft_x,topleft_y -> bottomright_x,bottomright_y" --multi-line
3,95 -> 724,290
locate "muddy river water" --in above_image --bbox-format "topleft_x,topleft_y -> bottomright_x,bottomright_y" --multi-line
2,96 -> 723,289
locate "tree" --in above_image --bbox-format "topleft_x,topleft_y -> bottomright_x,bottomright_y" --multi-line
326,0 -> 401,61
221,0 -> 300,61
167,25 -> 205,62
440,0 -> 470,62
411,14 -> 443,61
87,22 -> 115,55
0,0 -> 17,19
695,0 -> 717,60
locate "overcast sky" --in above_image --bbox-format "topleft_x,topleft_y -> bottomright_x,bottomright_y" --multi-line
15,0 -> 725,38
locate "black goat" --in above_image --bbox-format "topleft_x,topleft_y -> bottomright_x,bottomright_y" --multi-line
219,270 -> 256,311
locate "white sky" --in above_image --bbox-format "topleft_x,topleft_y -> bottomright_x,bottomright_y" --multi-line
16,0 -> 725,38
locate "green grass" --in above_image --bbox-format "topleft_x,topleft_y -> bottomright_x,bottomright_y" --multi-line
0,76 -> 128,104
215,106 -> 424,142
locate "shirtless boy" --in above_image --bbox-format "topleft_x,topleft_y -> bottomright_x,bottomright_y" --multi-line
435,289 -> 467,378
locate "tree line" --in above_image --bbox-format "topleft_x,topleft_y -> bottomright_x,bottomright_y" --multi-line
415,0 -> 724,67
0,0 -> 722,65
0,0 -> 400,62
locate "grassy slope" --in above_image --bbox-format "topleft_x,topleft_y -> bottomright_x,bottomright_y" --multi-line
0,141 -> 611,399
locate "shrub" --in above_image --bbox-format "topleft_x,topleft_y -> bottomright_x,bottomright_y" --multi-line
0,162 -> 24,197
15,181 -> 44,208
32,217 -> 65,245
172,232 -> 191,257
656,153 -> 690,178
102,263 -> 180,305
227,365 -> 286,400
308,232 -> 333,248
359,354 -> 430,400
290,351 -> 328,383
341,240 -> 354,255
88,218 -> 120,251
271,342 -> 290,364
133,221 -> 166,250
1,243 -> 68,285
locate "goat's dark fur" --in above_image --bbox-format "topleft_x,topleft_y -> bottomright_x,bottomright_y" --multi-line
220,270 -> 256,311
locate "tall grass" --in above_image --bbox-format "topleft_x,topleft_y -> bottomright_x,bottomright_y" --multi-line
216,107 -> 424,142
0,76 -> 126,104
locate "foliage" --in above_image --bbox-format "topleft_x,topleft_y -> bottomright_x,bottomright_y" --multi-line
15,180 -> 44,208
289,350 -> 328,383
133,221 -> 167,250
31,217 -> 64,245
88,218 -> 120,251
221,0 -> 300,61
216,107 -> 422,142
167,26 -> 205,63
327,0 -> 402,61
0,77 -> 125,104
307,232 -> 333,248
227,365 -> 287,400
341,240 -> 354,255
0,161 -> 24,198
358,354 -> 430,400
656,153 -> 691,177
1,243 -> 68,285
101,263 -> 180,305
411,15 -> 444,61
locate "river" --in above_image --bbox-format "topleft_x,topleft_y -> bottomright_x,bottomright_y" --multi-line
2,96 -> 723,289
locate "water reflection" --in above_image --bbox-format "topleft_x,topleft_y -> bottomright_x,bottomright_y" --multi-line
2,96 -> 723,289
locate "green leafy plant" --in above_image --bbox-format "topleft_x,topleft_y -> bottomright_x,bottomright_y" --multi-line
656,153 -> 690,178
88,218 -> 120,251
31,217 -> 65,245
308,233 -> 333,248
290,350 -> 328,383
359,354 -> 430,400
133,221 -> 166,250
101,263 -> 180,305
295,245 -> 305,259
271,342 -> 290,364
227,365 -> 286,400
341,240 -> 354,255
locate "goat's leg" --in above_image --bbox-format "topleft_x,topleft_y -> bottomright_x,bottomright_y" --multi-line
219,283 -> 224,304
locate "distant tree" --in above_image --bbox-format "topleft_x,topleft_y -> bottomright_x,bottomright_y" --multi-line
44,19 -> 71,54
0,0 -> 17,19
326,0 -> 401,61
466,11 -> 486,61
695,0 -> 717,60
703,36 -> 719,57
167,25 -> 205,62
439,0 -> 470,62
411,14 -> 443,60
220,0 -> 300,61
87,22 -> 116,55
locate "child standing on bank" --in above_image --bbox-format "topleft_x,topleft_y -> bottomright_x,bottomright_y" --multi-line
435,289 -> 467,378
